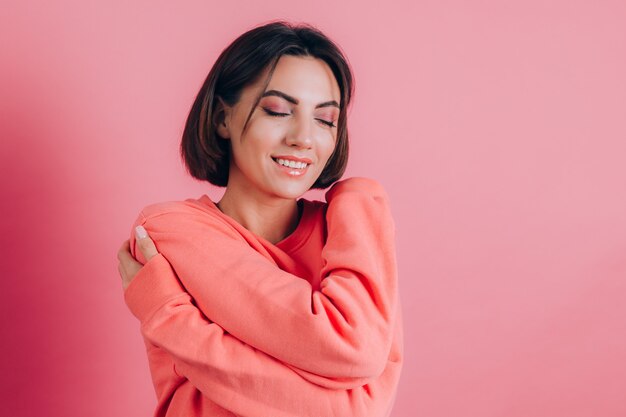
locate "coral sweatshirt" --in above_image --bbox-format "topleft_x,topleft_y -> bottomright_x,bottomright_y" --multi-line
124,176 -> 404,417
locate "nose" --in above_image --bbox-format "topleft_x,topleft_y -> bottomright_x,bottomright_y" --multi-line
286,113 -> 313,149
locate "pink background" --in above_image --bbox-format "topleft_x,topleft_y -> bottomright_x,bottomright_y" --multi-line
1,1 -> 625,416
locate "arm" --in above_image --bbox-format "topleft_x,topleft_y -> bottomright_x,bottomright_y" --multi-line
125,252 -> 374,390
124,257 -> 375,417
129,177 -> 398,380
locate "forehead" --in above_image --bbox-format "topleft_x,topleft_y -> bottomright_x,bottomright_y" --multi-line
253,55 -> 341,104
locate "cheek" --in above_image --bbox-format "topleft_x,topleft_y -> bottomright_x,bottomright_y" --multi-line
255,116 -> 287,132
248,120 -> 286,144
324,135 -> 338,154
317,139 -> 337,165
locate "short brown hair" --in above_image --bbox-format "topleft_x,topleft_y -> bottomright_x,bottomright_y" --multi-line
180,20 -> 354,189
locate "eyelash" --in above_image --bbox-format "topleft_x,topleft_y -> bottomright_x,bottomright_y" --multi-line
262,108 -> 337,128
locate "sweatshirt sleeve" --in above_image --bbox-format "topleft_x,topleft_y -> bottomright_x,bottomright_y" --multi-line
124,252 -> 375,391
124,259 -> 379,416
127,176 -> 398,380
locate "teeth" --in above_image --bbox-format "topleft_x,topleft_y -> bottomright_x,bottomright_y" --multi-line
275,158 -> 308,169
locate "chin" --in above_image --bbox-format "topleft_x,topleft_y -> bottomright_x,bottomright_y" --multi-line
270,183 -> 310,199
277,189 -> 307,200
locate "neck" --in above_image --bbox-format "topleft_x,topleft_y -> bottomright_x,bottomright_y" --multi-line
216,187 -> 302,245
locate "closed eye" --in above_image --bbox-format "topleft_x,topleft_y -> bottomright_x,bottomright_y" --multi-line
262,108 -> 336,128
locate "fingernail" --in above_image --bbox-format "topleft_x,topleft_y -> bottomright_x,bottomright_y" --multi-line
135,225 -> 147,239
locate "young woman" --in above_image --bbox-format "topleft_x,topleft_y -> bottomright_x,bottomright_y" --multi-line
116,20 -> 403,417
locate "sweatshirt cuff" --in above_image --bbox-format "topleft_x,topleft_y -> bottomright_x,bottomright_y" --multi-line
123,253 -> 186,322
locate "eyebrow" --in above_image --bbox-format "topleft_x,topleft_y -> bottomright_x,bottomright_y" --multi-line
261,89 -> 340,109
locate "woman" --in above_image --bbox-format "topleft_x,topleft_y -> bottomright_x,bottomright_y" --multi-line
116,20 -> 403,417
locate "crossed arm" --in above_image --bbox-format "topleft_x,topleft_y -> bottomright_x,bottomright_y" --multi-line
123,177 -> 399,414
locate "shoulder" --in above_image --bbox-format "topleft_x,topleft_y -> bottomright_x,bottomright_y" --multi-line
128,198 -> 241,262
139,198 -> 204,220
324,176 -> 390,202
131,198 -> 236,236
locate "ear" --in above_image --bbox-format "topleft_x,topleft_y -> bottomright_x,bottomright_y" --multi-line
213,96 -> 232,139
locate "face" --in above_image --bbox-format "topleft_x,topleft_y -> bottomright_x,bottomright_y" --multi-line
216,55 -> 341,200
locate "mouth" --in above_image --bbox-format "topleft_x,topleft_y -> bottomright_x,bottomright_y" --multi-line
271,157 -> 310,176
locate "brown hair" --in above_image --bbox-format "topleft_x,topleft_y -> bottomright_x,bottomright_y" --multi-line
180,20 -> 354,189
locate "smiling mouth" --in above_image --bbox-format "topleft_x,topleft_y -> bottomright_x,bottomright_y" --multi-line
271,157 -> 310,176
271,157 -> 310,169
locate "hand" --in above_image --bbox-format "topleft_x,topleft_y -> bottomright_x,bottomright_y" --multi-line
117,225 -> 159,292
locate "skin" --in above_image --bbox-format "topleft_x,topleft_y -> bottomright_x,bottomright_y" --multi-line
117,230 -> 157,291
118,55 -> 341,291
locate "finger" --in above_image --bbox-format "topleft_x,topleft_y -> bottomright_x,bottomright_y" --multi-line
117,241 -> 141,272
118,262 -> 126,281
117,239 -> 134,263
118,263 -> 132,291
118,248 -> 143,282
135,225 -> 159,261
